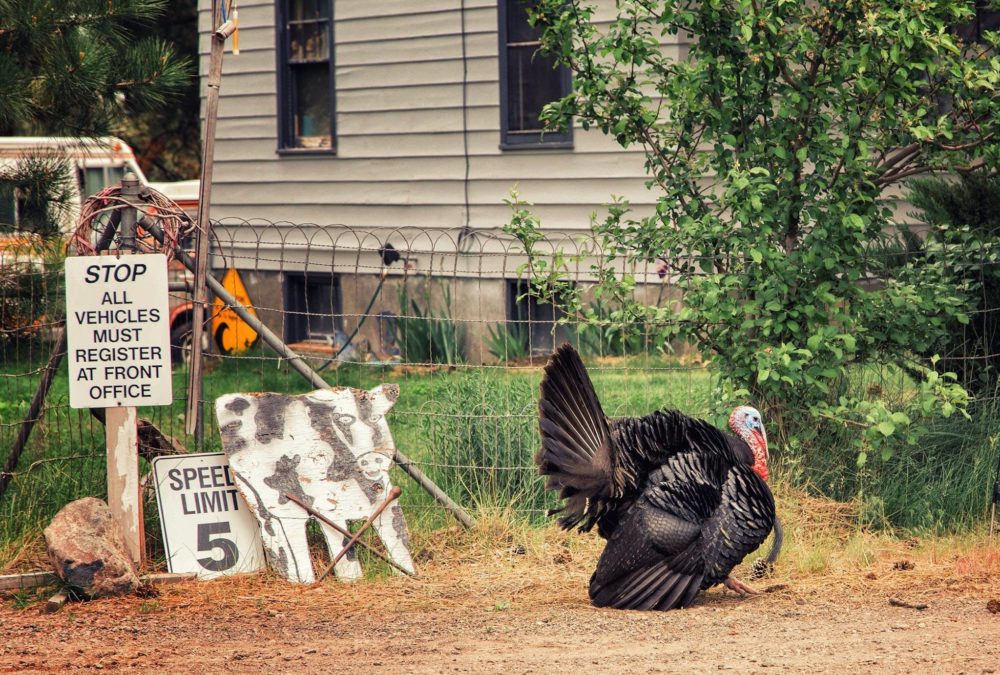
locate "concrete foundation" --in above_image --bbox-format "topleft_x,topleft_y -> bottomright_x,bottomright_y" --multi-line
230,268 -> 684,365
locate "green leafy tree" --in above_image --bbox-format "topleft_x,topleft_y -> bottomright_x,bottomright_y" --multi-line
0,0 -> 190,338
0,0 -> 190,232
0,0 -> 189,138
508,0 -> 995,460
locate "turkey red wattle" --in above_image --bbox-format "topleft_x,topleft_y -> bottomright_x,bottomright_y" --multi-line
749,430 -> 769,481
728,406 -> 769,482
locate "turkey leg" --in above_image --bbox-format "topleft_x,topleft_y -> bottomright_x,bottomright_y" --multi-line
723,576 -> 760,596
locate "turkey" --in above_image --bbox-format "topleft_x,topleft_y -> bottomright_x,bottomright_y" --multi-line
536,343 -> 778,610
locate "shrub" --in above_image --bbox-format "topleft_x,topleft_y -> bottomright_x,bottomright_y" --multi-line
396,281 -> 466,365
509,0 -> 990,465
417,370 -> 552,519
906,173 -> 1000,397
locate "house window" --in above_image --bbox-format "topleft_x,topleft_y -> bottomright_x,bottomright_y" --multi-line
498,1 -> 572,149
507,280 -> 571,355
277,0 -> 335,152
284,272 -> 341,343
956,1 -> 1000,43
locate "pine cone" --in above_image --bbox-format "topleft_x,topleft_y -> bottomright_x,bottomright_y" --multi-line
749,557 -> 773,580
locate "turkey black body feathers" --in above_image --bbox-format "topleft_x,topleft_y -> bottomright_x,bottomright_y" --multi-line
536,344 -> 776,611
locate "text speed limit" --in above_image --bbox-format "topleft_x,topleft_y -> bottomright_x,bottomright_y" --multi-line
152,452 -> 265,579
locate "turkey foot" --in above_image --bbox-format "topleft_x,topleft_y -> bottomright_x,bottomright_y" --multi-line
723,576 -> 760,596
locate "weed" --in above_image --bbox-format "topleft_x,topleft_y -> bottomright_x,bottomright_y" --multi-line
396,281 -> 466,365
485,321 -> 529,362
8,588 -> 38,610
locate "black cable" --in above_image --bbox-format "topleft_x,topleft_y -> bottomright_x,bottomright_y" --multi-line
315,245 -> 400,372
456,0 -> 473,251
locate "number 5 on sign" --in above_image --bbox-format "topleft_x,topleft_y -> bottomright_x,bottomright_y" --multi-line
152,453 -> 265,579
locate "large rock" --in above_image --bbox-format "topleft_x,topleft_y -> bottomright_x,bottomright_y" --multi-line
43,497 -> 139,598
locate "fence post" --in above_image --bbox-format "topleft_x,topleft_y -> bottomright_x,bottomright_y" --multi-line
105,173 -> 143,564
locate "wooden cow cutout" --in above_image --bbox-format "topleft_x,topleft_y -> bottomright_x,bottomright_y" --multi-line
214,385 -> 415,583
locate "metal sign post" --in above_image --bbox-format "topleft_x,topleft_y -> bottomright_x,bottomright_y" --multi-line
187,17 -> 236,444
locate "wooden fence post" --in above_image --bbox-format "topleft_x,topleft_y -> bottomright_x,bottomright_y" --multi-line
105,173 -> 143,564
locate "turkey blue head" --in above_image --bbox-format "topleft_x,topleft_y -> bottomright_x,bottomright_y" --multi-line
729,406 -> 769,481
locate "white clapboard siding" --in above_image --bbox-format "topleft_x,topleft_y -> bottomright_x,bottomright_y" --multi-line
198,0 -> 675,233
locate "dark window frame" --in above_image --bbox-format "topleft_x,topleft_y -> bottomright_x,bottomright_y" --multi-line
506,279 -> 572,355
283,271 -> 342,343
497,0 -> 573,150
275,0 -> 337,155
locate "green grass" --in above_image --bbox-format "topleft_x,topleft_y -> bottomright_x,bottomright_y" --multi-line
780,365 -> 1000,533
803,395 -> 1000,532
0,341 -> 712,568
2,337 -> 997,571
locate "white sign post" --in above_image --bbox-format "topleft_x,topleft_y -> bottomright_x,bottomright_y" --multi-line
152,453 -> 265,579
64,253 -> 172,564
65,255 -> 172,408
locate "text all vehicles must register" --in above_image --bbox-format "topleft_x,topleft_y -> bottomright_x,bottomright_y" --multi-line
65,255 -> 172,408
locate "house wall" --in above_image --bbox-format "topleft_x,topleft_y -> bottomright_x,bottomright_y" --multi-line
197,3 -> 917,365
197,0 -> 668,231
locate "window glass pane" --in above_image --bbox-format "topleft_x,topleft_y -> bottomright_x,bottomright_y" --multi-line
293,63 -> 332,149
285,273 -> 340,342
281,0 -> 333,150
290,0 -> 330,22
305,277 -> 337,337
83,167 -> 105,197
506,45 -> 562,132
289,19 -> 329,62
0,183 -> 17,227
506,1 -> 540,43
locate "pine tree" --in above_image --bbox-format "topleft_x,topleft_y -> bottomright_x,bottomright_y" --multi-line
118,0 -> 200,181
0,0 -> 190,137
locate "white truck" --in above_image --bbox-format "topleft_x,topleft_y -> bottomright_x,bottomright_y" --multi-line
0,136 -> 149,234
0,137 -> 213,359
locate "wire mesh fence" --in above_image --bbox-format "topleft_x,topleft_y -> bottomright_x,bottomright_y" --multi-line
2,213 -> 999,567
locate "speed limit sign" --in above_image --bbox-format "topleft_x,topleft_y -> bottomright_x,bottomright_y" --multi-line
152,452 -> 265,579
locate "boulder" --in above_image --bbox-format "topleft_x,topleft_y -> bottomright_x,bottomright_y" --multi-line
43,497 -> 139,598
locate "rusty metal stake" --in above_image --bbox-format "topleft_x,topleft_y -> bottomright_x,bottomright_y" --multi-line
316,486 -> 402,582
187,17 -> 237,444
282,491 -> 414,577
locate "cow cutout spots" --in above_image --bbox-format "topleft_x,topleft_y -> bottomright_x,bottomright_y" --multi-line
215,384 -> 415,583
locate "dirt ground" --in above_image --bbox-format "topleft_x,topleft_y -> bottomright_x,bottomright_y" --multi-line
2,522 -> 999,674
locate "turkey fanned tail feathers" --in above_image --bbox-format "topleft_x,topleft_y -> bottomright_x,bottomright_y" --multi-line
536,343 -> 617,531
536,344 -> 776,611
